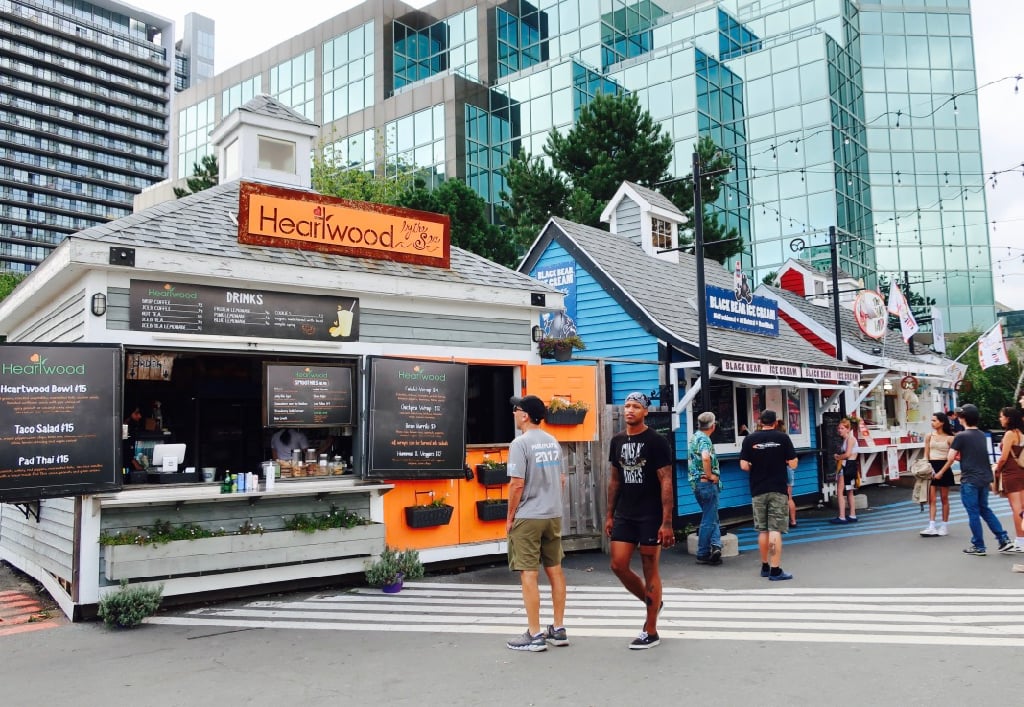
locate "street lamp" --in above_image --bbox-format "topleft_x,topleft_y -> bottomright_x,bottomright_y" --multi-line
692,151 -> 732,415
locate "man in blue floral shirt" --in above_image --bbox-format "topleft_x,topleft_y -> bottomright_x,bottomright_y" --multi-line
688,411 -> 722,565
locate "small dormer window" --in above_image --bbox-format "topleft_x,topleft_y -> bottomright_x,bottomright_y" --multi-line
652,217 -> 672,250
258,135 -> 296,173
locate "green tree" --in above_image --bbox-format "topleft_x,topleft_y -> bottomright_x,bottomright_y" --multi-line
496,151 -> 569,254
661,135 -> 743,264
545,92 -> 673,227
311,154 -> 417,205
173,154 -> 219,198
0,271 -> 26,302
946,330 -> 1021,429
397,178 -> 519,268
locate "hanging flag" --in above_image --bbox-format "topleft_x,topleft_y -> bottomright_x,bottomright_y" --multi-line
931,306 -> 946,355
886,282 -> 919,342
978,322 -> 1009,370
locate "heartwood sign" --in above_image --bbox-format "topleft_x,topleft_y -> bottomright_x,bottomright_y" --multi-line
238,182 -> 451,268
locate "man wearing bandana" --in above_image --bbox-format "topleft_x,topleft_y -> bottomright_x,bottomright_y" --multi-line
606,391 -> 674,649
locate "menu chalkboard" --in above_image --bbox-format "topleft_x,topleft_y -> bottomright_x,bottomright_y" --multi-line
264,364 -> 353,428
129,280 -> 359,342
0,344 -> 122,502
366,357 -> 467,479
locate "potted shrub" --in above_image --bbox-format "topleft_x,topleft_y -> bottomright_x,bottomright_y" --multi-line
475,457 -> 509,485
365,545 -> 424,593
546,396 -> 589,425
537,334 -> 585,362
404,492 -> 455,528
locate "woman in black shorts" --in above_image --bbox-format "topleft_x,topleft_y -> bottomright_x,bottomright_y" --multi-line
920,412 -> 955,537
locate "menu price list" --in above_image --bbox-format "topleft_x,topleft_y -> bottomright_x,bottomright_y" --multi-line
130,280 -> 359,342
367,357 -> 467,478
0,344 -> 121,502
264,365 -> 353,428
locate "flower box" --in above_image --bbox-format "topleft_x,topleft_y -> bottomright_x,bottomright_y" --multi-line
545,409 -> 587,426
476,499 -> 509,522
475,464 -> 509,485
404,504 -> 455,528
104,524 -> 384,581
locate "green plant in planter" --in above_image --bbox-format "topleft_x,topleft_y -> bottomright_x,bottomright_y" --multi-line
547,397 -> 590,413
97,580 -> 164,629
365,545 -> 424,587
537,334 -> 586,359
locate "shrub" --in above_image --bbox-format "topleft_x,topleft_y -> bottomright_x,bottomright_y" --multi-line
97,581 -> 164,629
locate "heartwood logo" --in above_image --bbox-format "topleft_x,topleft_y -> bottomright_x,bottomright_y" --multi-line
2,352 -> 85,375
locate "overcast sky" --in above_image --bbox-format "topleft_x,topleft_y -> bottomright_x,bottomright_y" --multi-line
141,0 -> 1023,310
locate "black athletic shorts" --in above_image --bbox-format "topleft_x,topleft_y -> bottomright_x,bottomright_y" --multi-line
610,516 -> 661,546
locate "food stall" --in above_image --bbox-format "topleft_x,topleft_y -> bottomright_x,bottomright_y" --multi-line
0,97 -> 594,619
765,261 -> 961,490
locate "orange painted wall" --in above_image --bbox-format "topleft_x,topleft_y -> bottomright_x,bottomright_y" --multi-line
383,363 -> 596,551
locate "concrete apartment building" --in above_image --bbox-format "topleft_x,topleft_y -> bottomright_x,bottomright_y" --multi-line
0,0 -> 211,273
172,0 -> 995,331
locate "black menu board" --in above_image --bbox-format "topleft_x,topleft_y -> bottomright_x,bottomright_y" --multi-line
0,344 -> 122,502
264,364 -> 354,428
129,280 -> 359,342
366,357 -> 468,479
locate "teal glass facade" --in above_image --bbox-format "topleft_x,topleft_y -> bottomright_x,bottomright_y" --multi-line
170,0 -> 994,332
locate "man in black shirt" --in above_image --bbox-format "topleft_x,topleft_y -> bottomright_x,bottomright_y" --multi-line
606,392 -> 674,650
740,409 -> 798,580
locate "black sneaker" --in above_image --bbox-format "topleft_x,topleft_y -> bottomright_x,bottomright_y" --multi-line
507,630 -> 547,652
710,547 -> 722,564
963,546 -> 987,556
629,630 -> 660,649
998,540 -> 1016,553
544,624 -> 568,647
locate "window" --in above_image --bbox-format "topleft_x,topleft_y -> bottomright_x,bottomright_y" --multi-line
689,376 -> 810,449
651,217 -> 673,250
258,136 -> 296,173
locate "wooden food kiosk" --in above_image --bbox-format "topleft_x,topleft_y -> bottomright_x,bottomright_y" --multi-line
0,97 -> 594,619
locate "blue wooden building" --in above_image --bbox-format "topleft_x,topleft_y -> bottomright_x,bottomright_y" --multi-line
520,182 -> 861,521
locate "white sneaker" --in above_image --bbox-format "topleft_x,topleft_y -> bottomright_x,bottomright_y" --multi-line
937,524 -> 948,536
920,524 -> 938,537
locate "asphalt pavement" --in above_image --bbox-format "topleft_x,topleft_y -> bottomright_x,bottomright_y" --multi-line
3,484 -> 1024,706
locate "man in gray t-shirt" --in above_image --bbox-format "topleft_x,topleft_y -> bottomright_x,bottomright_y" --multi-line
936,404 -> 1010,555
504,395 -> 567,652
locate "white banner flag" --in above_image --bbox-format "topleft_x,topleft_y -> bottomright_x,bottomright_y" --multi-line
931,306 -> 946,355
886,283 -> 919,342
978,322 -> 1009,370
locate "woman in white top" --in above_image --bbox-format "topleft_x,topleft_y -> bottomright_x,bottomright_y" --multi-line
920,412 -> 955,537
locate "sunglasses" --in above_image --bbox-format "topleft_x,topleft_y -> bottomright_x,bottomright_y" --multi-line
512,406 -> 523,413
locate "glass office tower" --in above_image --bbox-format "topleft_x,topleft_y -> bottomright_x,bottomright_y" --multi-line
169,0 -> 993,332
0,0 -> 175,272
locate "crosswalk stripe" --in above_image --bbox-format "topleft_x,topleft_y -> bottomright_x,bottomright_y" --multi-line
149,583 -> 1024,647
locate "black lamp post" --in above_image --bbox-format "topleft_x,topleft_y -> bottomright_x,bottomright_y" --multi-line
692,152 -> 732,415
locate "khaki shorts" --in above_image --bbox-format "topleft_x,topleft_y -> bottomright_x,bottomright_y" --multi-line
752,492 -> 790,534
508,517 -> 564,571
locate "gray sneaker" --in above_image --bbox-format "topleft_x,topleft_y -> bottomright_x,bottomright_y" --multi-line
507,630 -> 547,652
544,624 -> 568,647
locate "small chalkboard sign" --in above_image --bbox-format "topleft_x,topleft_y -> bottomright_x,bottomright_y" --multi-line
264,364 -> 354,428
0,344 -> 122,502
366,357 -> 467,479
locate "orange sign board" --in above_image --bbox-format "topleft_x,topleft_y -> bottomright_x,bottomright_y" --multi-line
238,182 -> 450,268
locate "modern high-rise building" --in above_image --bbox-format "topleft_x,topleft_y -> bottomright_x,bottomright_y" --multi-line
0,0 -> 213,273
168,0 -> 994,332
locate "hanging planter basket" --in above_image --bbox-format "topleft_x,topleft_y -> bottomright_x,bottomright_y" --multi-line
475,464 -> 509,485
545,409 -> 587,426
476,499 -> 509,522
404,504 -> 455,529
